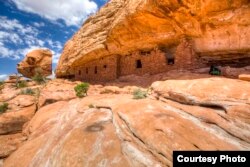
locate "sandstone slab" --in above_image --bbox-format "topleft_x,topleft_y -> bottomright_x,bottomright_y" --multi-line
0,133 -> 27,158
0,105 -> 36,135
38,79 -> 77,108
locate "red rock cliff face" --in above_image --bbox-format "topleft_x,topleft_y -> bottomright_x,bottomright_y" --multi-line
56,0 -> 250,77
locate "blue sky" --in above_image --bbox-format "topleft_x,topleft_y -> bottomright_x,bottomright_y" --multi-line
0,0 -> 107,80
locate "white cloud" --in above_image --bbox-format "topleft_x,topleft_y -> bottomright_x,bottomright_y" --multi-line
0,74 -> 8,81
11,0 -> 98,26
0,45 -> 16,59
33,22 -> 45,27
0,16 -> 62,63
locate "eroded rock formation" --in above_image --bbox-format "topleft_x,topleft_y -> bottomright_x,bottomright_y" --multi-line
56,0 -> 250,79
17,49 -> 52,78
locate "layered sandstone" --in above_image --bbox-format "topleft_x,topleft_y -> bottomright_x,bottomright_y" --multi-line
2,77 -> 250,166
18,49 -> 52,78
56,0 -> 250,77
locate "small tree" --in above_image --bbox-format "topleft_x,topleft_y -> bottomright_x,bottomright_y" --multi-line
133,89 -> 147,99
0,103 -> 8,114
74,82 -> 90,98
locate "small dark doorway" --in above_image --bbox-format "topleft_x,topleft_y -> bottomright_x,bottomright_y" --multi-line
136,60 -> 142,68
95,66 -> 97,74
86,68 -> 88,74
78,70 -> 81,75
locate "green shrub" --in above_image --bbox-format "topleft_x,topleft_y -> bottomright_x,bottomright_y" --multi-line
32,68 -> 46,84
74,82 -> 90,98
20,88 -> 35,95
133,89 -> 147,99
0,103 -> 8,114
17,80 -> 28,88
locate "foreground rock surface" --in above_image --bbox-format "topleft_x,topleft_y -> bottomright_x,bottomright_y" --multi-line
3,78 -> 250,167
17,49 -> 52,78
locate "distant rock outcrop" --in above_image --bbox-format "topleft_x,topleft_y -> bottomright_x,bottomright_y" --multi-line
17,49 -> 52,78
56,0 -> 250,78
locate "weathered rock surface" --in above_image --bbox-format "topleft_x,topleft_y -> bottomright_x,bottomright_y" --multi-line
0,104 -> 36,135
3,78 -> 250,167
0,82 -> 38,159
56,0 -> 250,77
17,49 -> 52,78
4,75 -> 25,84
239,74 -> 250,81
0,133 -> 27,158
37,79 -> 78,108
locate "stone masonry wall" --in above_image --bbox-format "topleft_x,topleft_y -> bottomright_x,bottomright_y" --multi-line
119,49 -> 172,76
119,40 -> 198,77
75,55 -> 118,81
74,40 -> 199,82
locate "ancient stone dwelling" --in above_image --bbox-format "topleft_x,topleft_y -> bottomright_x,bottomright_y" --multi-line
74,40 -> 196,81
56,0 -> 250,81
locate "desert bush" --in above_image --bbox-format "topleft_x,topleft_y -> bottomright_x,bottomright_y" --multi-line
100,89 -> 119,94
0,81 -> 4,91
133,89 -> 147,99
74,82 -> 90,98
17,80 -> 28,88
0,103 -> 8,114
20,88 -> 35,95
32,68 -> 46,84
88,104 -> 95,108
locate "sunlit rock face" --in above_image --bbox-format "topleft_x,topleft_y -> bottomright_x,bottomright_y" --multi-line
2,78 -> 250,167
56,0 -> 250,77
17,49 -> 52,78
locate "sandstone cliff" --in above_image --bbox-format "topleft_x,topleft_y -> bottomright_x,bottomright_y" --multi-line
56,0 -> 250,77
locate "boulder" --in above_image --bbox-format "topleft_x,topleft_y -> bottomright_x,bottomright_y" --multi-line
17,49 -> 52,78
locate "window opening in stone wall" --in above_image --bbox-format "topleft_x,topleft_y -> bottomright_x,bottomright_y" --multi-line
95,66 -> 97,74
86,68 -> 88,74
167,58 -> 175,65
103,65 -> 107,69
136,60 -> 142,68
79,70 -> 81,75
165,53 -> 175,65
